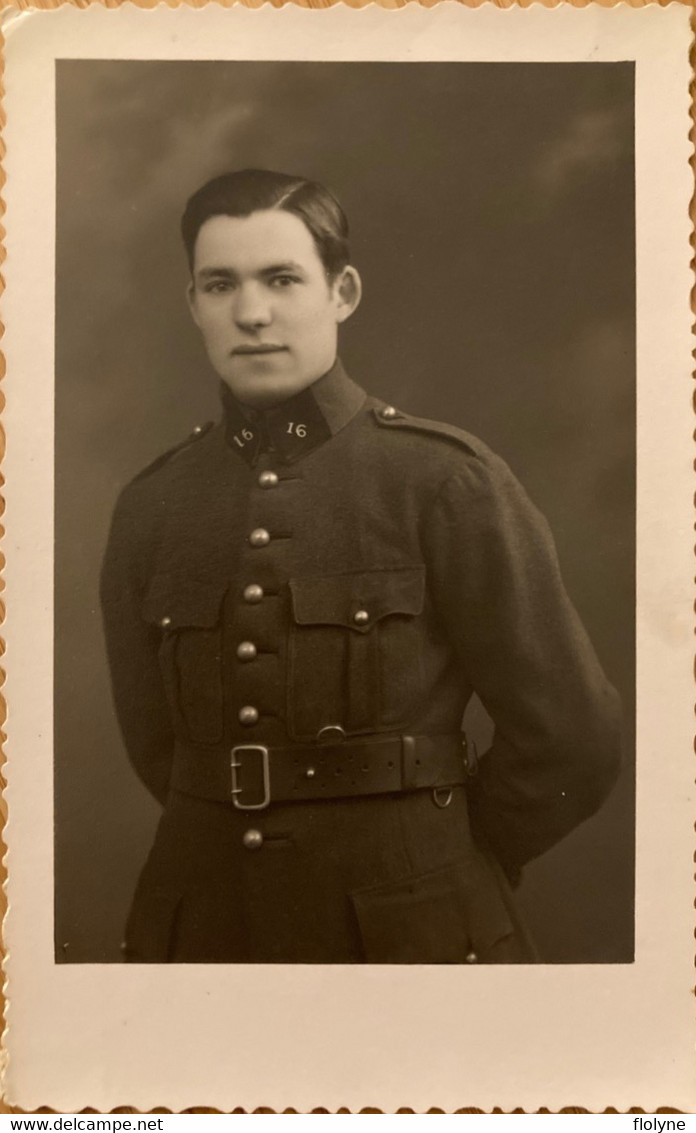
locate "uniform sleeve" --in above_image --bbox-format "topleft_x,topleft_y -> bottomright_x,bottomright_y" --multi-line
100,487 -> 174,805
423,452 -> 622,875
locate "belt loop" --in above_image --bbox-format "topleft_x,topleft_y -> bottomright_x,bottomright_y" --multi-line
401,734 -> 417,790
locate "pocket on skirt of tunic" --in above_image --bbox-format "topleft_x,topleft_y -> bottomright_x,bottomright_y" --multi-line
123,884 -> 182,963
350,860 -> 516,964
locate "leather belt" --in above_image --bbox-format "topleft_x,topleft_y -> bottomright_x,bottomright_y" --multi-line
171,734 -> 469,808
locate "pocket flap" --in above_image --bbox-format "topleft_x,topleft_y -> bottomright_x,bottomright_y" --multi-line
351,860 -> 515,963
351,865 -> 470,963
142,574 -> 227,630
290,567 -> 425,631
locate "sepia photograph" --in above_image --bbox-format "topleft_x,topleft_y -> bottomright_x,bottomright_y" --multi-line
54,58 -> 635,966
2,3 -> 692,1111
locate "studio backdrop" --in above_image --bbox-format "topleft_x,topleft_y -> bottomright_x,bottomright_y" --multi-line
54,60 -> 635,963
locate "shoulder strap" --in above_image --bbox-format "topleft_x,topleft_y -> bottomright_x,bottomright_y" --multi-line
372,405 -> 479,458
131,421 -> 214,484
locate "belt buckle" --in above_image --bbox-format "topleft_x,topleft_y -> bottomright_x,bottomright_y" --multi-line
231,745 -> 271,810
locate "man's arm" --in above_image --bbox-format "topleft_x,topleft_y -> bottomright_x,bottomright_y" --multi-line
424,449 -> 623,877
100,486 -> 175,805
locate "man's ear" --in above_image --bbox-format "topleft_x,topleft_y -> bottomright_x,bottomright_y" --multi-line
186,280 -> 201,327
334,266 -> 362,325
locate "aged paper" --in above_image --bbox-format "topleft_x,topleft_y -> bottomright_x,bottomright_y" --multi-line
1,1 -> 693,1112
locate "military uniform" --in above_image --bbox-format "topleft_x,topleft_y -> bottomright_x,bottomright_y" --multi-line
101,360 -> 621,964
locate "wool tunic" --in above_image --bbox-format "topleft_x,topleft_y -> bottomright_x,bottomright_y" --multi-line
100,360 -> 622,963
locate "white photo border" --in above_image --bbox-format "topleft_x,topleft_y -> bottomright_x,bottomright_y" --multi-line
2,2 -> 693,1112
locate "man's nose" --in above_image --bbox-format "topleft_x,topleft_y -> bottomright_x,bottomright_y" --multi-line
233,284 -> 272,329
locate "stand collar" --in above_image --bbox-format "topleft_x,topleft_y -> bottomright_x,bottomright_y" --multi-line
221,358 -> 366,466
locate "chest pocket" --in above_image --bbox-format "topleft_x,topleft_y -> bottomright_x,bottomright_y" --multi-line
143,575 -> 227,746
288,566 -> 426,740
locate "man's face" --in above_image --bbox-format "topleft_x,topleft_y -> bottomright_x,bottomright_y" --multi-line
187,209 -> 360,408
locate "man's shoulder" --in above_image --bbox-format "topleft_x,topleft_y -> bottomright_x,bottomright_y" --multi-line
110,421 -> 219,533
118,420 -> 215,496
362,400 -> 537,515
130,421 -> 216,485
371,404 -> 481,453
366,401 -> 504,477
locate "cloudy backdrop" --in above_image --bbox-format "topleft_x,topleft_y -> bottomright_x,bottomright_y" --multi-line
55,61 -> 635,963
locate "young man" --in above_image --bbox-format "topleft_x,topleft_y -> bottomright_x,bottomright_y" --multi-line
101,168 -> 622,964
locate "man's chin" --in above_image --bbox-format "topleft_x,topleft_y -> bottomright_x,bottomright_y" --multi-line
220,370 -> 318,409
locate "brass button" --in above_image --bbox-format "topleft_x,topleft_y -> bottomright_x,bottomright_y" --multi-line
381,406 -> 398,420
191,424 -> 204,436
305,767 -> 316,779
160,616 -> 172,629
465,951 -> 478,964
353,609 -> 369,626
243,584 -> 264,604
239,705 -> 259,726
249,528 -> 270,548
236,641 -> 257,662
243,829 -> 263,850
258,470 -> 279,489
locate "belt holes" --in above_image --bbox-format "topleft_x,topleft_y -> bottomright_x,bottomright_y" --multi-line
415,759 -> 421,766
387,761 -> 394,769
362,765 -> 369,772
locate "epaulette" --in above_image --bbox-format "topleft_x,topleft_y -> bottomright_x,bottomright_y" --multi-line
372,405 -> 479,458
131,421 -> 214,484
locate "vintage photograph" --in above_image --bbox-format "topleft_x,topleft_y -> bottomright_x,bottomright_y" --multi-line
3,3 -> 691,1111
54,59 -> 635,966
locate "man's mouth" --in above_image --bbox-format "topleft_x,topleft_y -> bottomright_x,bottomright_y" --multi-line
231,344 -> 287,356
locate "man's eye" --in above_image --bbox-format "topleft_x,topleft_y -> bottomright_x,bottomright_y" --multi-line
270,275 -> 299,288
203,280 -> 233,294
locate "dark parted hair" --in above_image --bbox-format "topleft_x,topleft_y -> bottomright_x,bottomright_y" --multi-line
181,168 -> 350,279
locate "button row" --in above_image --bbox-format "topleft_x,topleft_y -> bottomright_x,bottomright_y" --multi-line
239,572 -> 264,726
162,468 -> 277,746
244,476 -> 274,740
